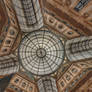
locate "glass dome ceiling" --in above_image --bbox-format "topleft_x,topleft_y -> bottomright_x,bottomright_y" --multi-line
18,30 -> 64,76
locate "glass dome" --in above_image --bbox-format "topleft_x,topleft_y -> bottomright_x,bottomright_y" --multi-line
18,30 -> 64,76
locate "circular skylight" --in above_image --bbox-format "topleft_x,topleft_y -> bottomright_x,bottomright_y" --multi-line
18,30 -> 64,76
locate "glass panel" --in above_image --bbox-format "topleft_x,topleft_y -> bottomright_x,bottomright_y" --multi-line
74,0 -> 90,12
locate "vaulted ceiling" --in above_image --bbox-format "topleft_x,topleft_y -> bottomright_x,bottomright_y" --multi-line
0,0 -> 92,92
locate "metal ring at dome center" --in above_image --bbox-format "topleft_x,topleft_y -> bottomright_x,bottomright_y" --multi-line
36,48 -> 46,58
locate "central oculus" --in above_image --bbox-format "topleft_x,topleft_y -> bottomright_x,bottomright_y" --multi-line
36,48 -> 46,58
